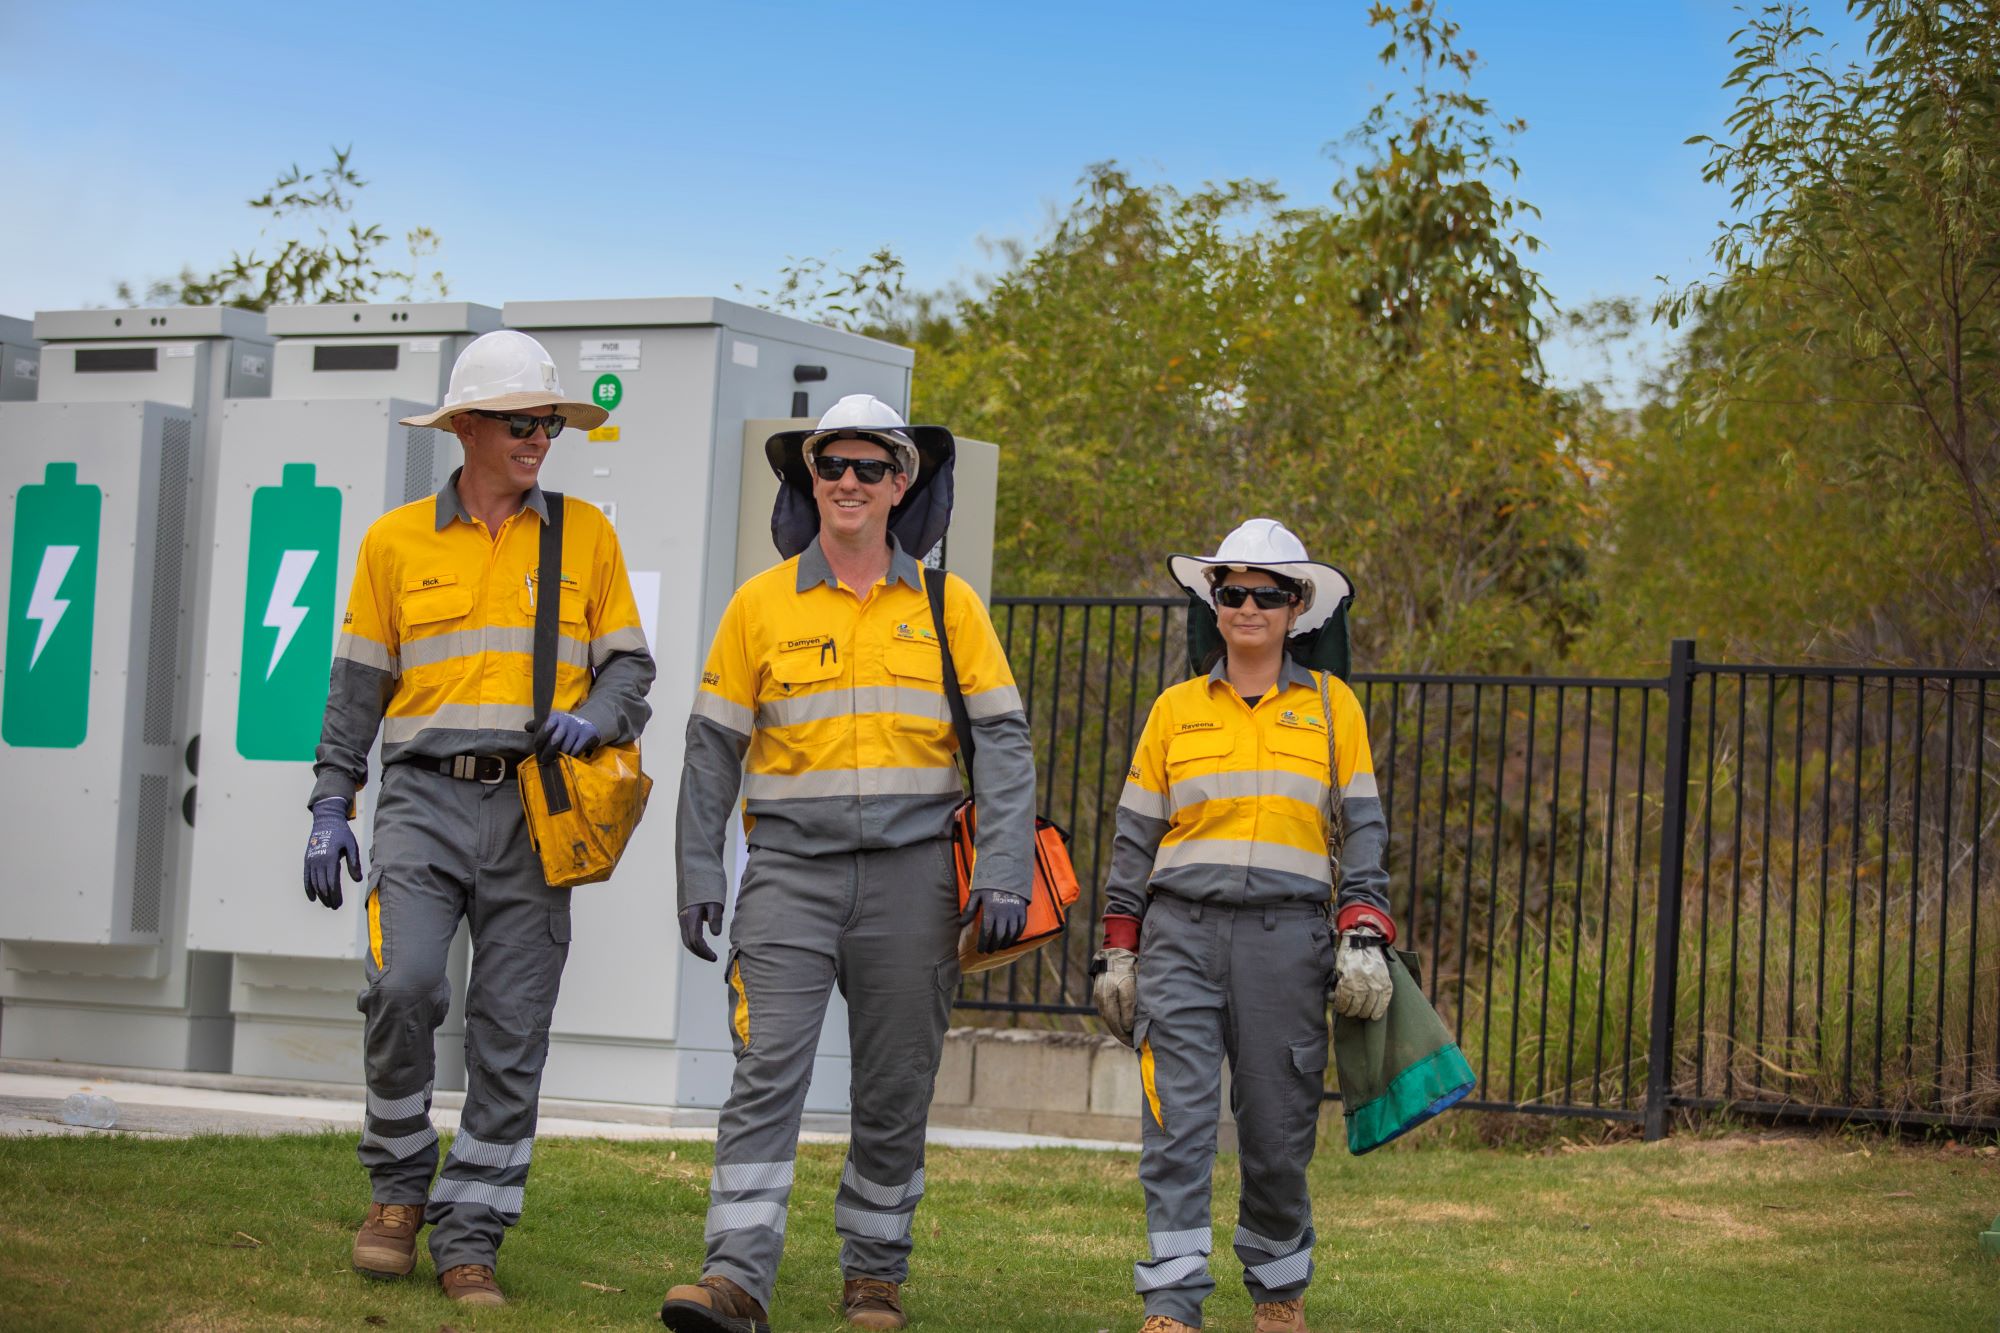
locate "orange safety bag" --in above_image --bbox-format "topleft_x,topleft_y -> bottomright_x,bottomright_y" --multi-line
924,568 -> 1082,973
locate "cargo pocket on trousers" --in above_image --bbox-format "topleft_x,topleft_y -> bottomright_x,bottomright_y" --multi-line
1291,1033 -> 1330,1104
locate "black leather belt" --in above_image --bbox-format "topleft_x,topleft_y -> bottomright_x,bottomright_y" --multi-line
418,754 -> 511,784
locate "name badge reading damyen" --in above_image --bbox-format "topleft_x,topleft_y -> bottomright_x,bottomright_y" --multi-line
778,634 -> 833,653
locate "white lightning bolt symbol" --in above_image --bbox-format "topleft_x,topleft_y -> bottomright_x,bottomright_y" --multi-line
25,545 -> 79,669
261,549 -> 318,679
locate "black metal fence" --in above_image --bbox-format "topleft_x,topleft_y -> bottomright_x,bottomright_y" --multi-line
955,597 -> 2000,1138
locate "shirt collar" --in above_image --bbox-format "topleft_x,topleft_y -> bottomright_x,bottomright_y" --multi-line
1206,653 -> 1322,698
795,534 -> 925,594
433,467 -> 550,532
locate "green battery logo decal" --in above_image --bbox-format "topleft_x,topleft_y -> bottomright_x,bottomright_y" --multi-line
237,463 -> 341,761
4,462 -> 102,748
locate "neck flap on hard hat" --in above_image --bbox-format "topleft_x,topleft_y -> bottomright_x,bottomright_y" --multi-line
770,453 -> 956,563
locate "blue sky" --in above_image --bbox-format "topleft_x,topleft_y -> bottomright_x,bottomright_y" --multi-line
0,0 -> 1867,398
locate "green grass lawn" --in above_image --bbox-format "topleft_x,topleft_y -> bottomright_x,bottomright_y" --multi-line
0,1128 -> 1992,1331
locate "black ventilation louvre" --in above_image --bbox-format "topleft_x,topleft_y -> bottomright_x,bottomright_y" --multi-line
76,347 -> 157,373
314,344 -> 400,372
130,774 -> 169,935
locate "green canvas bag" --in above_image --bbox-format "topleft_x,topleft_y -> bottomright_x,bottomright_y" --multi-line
1311,671 -> 1477,1154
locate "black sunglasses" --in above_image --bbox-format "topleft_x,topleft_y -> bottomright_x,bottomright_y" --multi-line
811,454 -> 900,485
1214,584 -> 1300,610
473,410 -> 566,440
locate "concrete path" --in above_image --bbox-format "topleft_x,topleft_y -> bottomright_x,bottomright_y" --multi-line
0,1060 -> 1134,1152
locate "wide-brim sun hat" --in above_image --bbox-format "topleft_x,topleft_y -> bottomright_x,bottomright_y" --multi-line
766,394 -> 956,560
398,329 -> 609,432
1169,517 -> 1353,637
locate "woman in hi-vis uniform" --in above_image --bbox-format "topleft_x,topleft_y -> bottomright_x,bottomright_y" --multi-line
1089,519 -> 1396,1333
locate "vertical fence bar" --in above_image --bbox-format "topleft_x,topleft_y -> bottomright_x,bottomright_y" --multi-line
1875,679 -> 1893,1102
1905,677 -> 1924,1093
1433,682 -> 1455,991
1481,684 -> 1509,1095
1592,687 -> 1622,1108
1509,685 -> 1538,1103
1623,687 -> 1651,1110
1936,680 -> 1955,1106
1816,676 -> 1834,1074
1407,683 -> 1430,941
1845,676 -> 1864,1105
1786,676 -> 1805,1070
1974,682 -> 1988,1095
1564,686 -> 1592,1103
1753,675 -> 1775,1096
1725,673 -> 1747,1102
1537,685 -> 1566,1102
1455,684 -> 1484,1039
1645,639 -> 1698,1141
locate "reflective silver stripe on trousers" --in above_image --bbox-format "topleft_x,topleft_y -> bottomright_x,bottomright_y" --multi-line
705,1200 -> 789,1239
756,685 -> 946,729
1168,768 -> 1326,813
1246,1250 -> 1313,1291
361,1125 -> 437,1160
428,1177 -> 525,1212
841,1162 -> 924,1207
834,1203 -> 915,1241
1235,1224 -> 1305,1255
714,1160 -> 796,1193
1149,1226 -> 1212,1258
383,703 -> 536,744
336,632 -> 397,674
366,1085 -> 431,1121
741,765 -> 962,801
1134,1254 -> 1209,1291
691,690 -> 754,738
1151,836 -> 1332,882
447,1130 -> 533,1169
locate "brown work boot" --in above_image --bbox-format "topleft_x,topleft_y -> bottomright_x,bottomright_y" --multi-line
350,1202 -> 422,1278
660,1273 -> 771,1333
842,1277 -> 907,1330
438,1264 -> 506,1306
1253,1297 -> 1309,1332
1140,1317 -> 1200,1333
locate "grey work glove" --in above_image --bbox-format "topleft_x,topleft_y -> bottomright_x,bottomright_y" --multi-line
679,902 -> 723,962
1090,948 -> 1138,1047
528,711 -> 601,762
961,888 -> 1028,954
1332,926 -> 1393,1022
303,796 -> 360,911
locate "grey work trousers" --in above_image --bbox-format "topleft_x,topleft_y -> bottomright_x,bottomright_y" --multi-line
354,761 -> 572,1272
1132,894 -> 1333,1326
700,839 -> 961,1310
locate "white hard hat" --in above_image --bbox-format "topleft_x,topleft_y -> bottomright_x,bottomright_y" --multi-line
1168,518 -> 1353,636
801,393 -> 923,482
399,330 -> 609,432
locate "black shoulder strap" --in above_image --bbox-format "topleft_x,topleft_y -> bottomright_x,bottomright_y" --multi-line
924,565 -> 976,795
533,492 -> 570,813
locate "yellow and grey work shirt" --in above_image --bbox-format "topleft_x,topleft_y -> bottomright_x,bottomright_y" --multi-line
1103,655 -> 1391,925
677,536 -> 1036,909
309,471 -> 656,809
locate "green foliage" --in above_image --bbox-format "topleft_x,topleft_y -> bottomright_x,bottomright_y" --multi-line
1649,1 -> 2000,663
1332,1 -> 1552,356
114,146 -> 447,311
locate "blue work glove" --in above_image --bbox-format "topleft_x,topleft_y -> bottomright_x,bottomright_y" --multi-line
529,711 -> 600,762
961,888 -> 1028,954
303,797 -> 360,911
679,902 -> 724,962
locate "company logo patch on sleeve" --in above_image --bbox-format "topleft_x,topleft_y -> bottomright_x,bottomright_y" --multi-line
702,670 -> 721,687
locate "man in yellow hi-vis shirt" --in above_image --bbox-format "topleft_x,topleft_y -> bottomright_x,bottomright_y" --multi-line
659,396 -> 1035,1333
301,330 -> 655,1307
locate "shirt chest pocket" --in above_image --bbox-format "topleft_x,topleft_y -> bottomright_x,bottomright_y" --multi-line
518,579 -> 586,626
1164,726 -> 1236,812
883,643 -> 947,733
1266,723 -> 1333,779
765,649 -> 843,743
397,577 -> 476,679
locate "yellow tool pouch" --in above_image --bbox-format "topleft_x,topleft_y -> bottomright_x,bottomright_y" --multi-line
517,490 -> 652,887
517,741 -> 652,887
